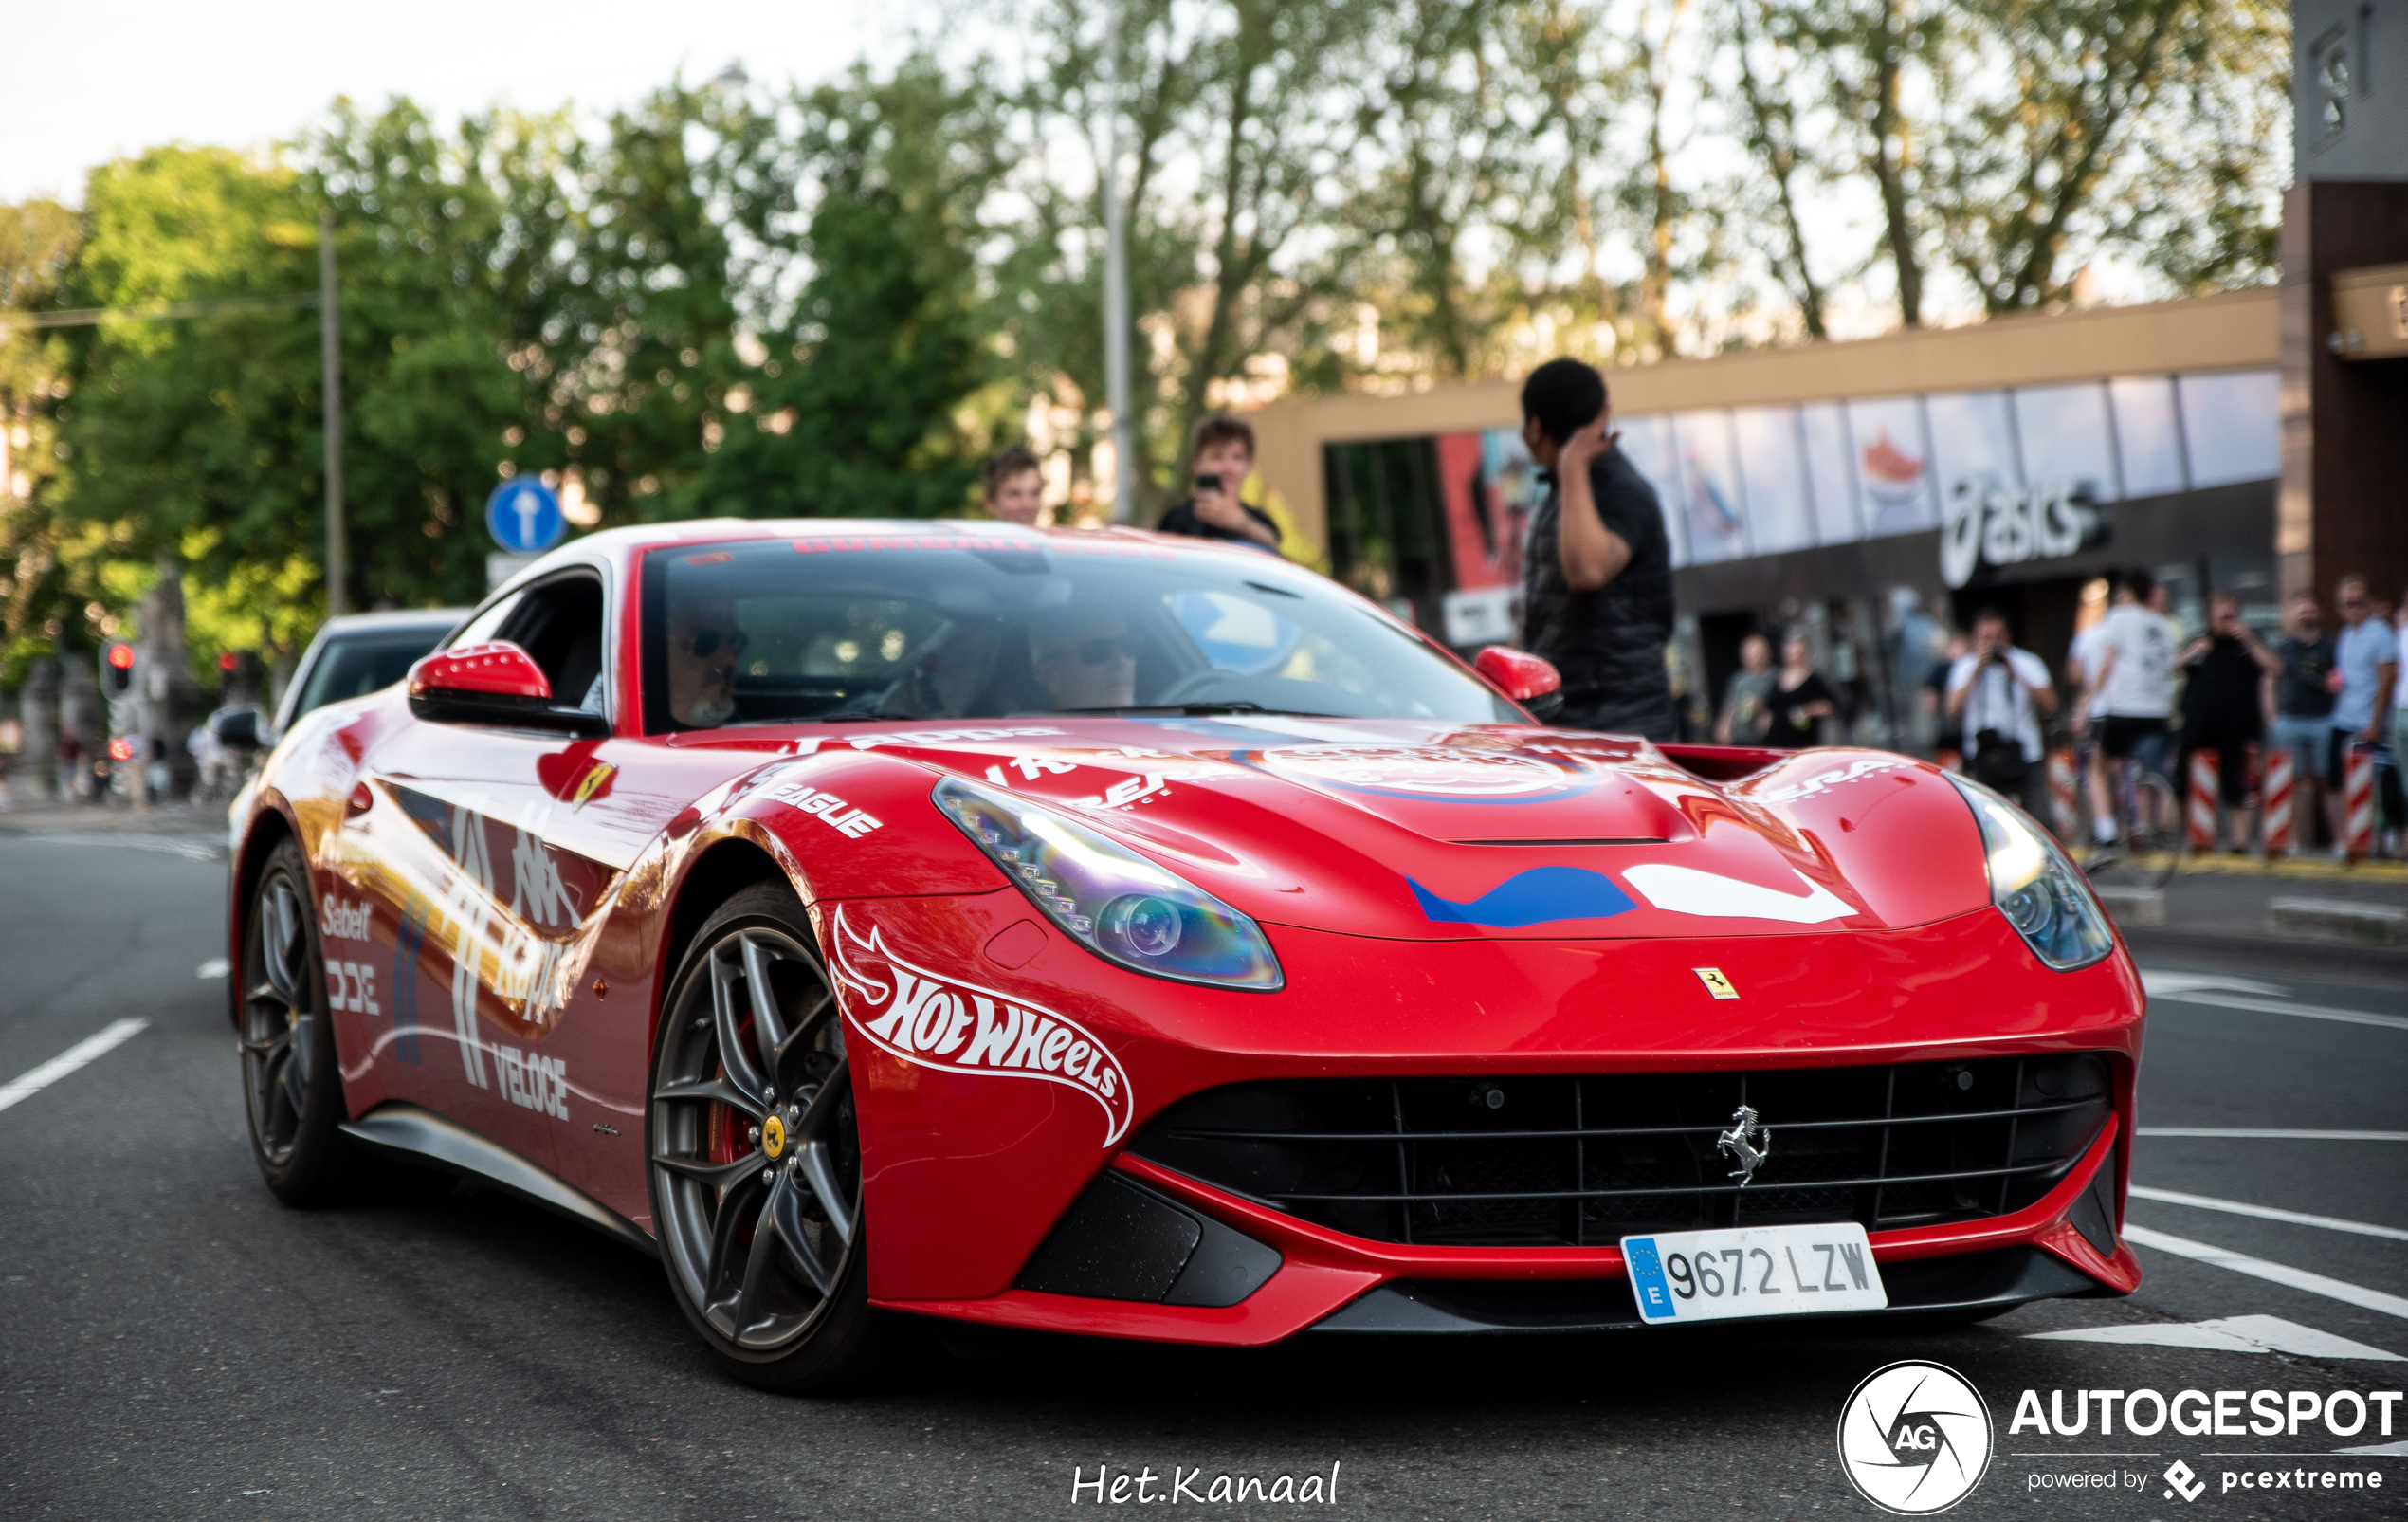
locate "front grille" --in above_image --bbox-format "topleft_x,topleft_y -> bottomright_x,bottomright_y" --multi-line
1128,1054 -> 2113,1248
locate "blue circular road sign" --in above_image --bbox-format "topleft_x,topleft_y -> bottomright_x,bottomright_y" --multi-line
486,478 -> 566,554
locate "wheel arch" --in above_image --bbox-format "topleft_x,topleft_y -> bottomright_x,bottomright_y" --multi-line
227,801 -> 300,1028
649,834 -> 794,1056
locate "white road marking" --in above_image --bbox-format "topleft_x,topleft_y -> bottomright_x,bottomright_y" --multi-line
2149,989 -> 2408,1033
2027,1313 -> 2401,1361
2140,970 -> 2289,999
15,833 -> 219,862
2137,1128 -> 2408,1141
2124,1224 -> 2408,1321
2129,1184 -> 2408,1242
0,1018 -> 151,1114
196,958 -> 230,979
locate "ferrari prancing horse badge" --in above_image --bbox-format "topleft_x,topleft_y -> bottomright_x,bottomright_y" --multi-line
1692,967 -> 1739,1000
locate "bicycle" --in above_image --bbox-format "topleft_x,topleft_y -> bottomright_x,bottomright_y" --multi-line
2072,747 -> 2180,889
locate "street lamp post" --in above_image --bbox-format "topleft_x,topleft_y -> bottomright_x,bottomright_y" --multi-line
1101,0 -> 1137,523
319,209 -> 346,618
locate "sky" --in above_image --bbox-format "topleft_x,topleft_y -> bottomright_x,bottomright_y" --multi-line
4,1 -> 907,204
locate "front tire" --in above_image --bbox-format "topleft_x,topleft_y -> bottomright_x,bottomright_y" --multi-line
648,883 -> 875,1393
240,839 -> 357,1205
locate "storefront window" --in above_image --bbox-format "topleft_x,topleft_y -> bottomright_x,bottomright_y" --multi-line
2012,381 -> 2121,502
2108,376 -> 2187,498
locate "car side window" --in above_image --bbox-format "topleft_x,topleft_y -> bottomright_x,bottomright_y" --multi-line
449,594 -> 522,651
498,575 -> 608,714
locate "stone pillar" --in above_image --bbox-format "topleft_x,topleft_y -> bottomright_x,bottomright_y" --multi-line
57,653 -> 101,802
138,557 -> 207,800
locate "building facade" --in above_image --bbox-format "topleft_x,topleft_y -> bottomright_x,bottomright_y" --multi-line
1251,290 -> 2283,747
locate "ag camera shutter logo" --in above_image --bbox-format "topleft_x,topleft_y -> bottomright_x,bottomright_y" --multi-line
1837,1361 -> 1994,1514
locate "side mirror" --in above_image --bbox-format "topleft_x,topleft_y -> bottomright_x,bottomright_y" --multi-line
1473,646 -> 1565,721
407,641 -> 607,736
210,707 -> 262,749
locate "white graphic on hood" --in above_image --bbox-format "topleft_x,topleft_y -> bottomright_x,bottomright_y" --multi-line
1622,863 -> 1857,925
1753,756 -> 1915,804
828,907 -> 1132,1146
1258,743 -> 1577,798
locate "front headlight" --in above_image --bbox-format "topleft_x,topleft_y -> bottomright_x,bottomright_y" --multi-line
933,777 -> 1284,990
1946,775 -> 2114,971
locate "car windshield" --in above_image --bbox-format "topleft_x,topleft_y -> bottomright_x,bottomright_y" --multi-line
291,627 -> 451,722
641,533 -> 1519,732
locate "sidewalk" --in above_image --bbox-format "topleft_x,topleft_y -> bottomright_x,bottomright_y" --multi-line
2105,858 -> 2408,979
0,796 -> 229,842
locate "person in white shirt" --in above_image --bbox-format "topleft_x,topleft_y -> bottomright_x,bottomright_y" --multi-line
1945,608 -> 2059,827
2078,569 -> 2177,844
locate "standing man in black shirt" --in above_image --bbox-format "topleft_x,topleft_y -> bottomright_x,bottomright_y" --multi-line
1516,358 -> 1675,738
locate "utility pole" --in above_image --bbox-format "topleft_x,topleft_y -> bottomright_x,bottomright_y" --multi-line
1101,0 -> 1137,523
319,209 -> 347,618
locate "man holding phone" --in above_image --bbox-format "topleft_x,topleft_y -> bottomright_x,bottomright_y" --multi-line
1517,358 -> 1674,739
1155,414 -> 1285,555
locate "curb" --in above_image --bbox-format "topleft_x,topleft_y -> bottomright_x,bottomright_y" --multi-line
2118,924 -> 2408,979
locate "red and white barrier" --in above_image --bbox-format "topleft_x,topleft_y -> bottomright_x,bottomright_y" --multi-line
2047,748 -> 2079,839
2261,746 -> 2295,857
2344,743 -> 2377,862
2186,749 -> 2219,853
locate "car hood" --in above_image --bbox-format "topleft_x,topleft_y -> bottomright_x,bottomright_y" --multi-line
784,714 -> 1993,942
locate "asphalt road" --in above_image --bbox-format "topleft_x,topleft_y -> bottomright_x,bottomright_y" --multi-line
2,829 -> 2402,1521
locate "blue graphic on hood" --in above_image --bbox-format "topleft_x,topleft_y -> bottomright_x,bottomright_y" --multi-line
1407,866 -> 1637,927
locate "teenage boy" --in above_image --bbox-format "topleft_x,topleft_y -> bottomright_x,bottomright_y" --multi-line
1515,357 -> 1674,739
980,446 -> 1045,526
1157,415 -> 1283,554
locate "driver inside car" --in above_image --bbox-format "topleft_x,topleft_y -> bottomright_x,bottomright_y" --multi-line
1030,608 -> 1139,712
667,600 -> 747,726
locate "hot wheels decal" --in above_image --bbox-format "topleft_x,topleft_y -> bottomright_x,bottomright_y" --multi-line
828,906 -> 1132,1147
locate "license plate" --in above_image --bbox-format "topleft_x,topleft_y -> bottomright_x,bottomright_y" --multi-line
1622,1223 -> 1887,1324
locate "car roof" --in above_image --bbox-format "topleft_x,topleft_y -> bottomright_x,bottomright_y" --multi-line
314,608 -> 470,634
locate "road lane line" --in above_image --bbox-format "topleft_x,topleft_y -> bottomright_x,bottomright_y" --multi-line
2123,1224 -> 2408,1322
2137,1128 -> 2408,1141
2129,1185 -> 2408,1242
0,1018 -> 151,1114
14,833 -> 219,863
2147,989 -> 2408,1033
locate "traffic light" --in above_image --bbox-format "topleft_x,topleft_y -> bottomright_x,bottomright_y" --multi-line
101,641 -> 137,698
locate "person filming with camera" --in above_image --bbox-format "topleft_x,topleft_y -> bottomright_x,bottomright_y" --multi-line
1945,608 -> 2059,826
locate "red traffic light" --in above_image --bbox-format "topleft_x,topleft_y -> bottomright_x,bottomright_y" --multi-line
106,642 -> 137,669
107,737 -> 137,761
218,651 -> 239,670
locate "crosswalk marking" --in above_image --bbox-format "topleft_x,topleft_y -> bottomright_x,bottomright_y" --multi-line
0,1018 -> 151,1114
2027,1314 -> 2400,1361
2137,1128 -> 2408,1141
2129,1184 -> 2408,1242
2125,1224 -> 2408,1322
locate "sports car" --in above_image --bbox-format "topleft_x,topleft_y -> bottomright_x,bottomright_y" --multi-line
228,518 -> 2143,1391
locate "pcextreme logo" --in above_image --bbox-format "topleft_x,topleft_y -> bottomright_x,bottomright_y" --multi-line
1837,1361 -> 1995,1514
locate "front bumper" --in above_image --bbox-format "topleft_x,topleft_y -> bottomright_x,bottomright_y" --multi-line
847,891 -> 2144,1345
875,1114 -> 2139,1345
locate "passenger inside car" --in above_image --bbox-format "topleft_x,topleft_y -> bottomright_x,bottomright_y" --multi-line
666,598 -> 746,726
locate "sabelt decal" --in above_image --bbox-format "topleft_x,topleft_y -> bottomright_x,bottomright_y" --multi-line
320,894 -> 373,941
828,906 -> 1132,1146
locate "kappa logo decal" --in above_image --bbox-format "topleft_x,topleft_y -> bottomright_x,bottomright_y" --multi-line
828,907 -> 1132,1146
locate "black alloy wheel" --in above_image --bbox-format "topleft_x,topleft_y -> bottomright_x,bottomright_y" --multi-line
240,839 -> 356,1204
648,883 -> 875,1391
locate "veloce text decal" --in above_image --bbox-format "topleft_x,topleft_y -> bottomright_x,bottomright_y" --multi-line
828,906 -> 1132,1147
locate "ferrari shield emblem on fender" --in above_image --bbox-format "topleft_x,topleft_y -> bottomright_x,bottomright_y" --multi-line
569,761 -> 617,809
1692,966 -> 1739,999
